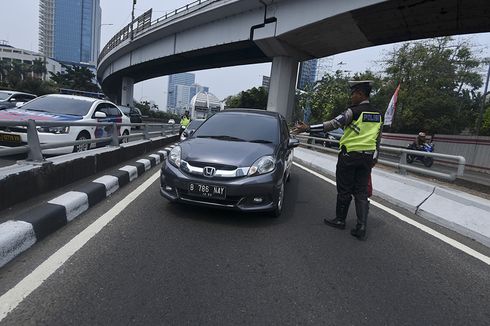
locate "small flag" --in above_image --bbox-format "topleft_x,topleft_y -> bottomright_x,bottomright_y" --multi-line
384,84 -> 401,126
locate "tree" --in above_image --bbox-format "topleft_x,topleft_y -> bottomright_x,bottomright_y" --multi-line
225,87 -> 268,109
381,37 -> 483,134
49,64 -> 100,93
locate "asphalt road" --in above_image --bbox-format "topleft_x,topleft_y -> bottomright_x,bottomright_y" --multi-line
0,165 -> 489,325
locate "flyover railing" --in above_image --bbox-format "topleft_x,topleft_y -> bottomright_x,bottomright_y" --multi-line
99,0 -> 214,63
294,134 -> 466,182
0,119 -> 179,163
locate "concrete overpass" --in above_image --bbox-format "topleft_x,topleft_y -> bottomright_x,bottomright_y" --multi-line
97,0 -> 490,120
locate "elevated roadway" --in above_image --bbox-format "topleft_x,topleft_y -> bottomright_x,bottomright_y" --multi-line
98,0 -> 490,120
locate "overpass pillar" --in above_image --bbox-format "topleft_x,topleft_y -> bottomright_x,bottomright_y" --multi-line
267,56 -> 298,122
121,77 -> 134,107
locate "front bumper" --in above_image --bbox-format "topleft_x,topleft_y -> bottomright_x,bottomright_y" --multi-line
160,160 -> 283,212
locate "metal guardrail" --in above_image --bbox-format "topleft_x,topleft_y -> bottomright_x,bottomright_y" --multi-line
98,0 -> 213,63
0,119 -> 179,163
295,134 -> 466,181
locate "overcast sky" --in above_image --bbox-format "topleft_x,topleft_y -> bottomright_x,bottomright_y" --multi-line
1,1 -> 489,109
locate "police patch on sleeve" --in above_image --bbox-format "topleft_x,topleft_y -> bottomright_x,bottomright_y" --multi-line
362,113 -> 381,122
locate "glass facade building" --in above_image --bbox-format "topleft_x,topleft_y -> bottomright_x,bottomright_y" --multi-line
39,0 -> 101,64
167,73 -> 196,109
297,59 -> 318,90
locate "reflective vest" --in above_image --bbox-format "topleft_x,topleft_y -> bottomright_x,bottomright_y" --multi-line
180,116 -> 190,127
340,111 -> 382,152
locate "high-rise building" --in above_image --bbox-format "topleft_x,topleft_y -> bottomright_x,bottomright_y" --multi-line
297,59 -> 318,90
167,72 -> 196,109
39,0 -> 101,65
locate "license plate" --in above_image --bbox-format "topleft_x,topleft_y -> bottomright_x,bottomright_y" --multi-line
0,133 -> 21,143
189,183 -> 226,199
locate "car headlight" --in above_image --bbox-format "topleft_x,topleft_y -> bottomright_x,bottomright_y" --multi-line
248,155 -> 276,176
36,126 -> 70,134
169,146 -> 181,168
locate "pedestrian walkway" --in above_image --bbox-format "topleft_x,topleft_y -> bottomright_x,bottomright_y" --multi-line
293,147 -> 490,248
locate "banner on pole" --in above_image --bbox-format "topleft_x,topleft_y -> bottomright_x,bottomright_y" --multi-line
384,84 -> 401,126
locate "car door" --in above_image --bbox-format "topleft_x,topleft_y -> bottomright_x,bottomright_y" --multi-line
93,103 -> 115,145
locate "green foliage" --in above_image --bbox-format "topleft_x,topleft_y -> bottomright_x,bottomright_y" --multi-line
225,87 -> 268,109
134,100 -> 179,121
480,104 -> 490,136
381,37 -> 482,134
49,64 -> 100,93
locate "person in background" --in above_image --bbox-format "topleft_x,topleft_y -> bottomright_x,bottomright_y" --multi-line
293,80 -> 383,240
413,132 -> 427,149
179,110 -> 191,136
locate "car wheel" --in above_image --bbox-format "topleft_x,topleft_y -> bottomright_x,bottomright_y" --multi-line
406,154 -> 414,164
120,130 -> 129,144
271,182 -> 284,218
73,131 -> 90,152
423,157 -> 434,167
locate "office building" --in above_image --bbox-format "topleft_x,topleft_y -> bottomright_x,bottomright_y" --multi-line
0,43 -> 62,81
39,0 -> 101,65
297,59 -> 318,90
167,72 -> 196,109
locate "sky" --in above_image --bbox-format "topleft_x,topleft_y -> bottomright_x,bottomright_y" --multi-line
1,0 -> 489,110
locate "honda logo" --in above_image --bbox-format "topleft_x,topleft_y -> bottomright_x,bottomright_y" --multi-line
203,166 -> 216,177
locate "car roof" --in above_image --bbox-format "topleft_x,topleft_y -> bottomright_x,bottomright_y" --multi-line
0,90 -> 36,97
40,94 -> 101,103
219,109 -> 282,118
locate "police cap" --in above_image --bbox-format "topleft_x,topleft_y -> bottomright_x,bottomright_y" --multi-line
348,80 -> 373,96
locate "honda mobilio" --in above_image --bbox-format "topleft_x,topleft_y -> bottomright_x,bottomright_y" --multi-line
160,109 -> 299,217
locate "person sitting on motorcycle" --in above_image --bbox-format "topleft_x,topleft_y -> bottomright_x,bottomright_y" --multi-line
413,132 -> 427,149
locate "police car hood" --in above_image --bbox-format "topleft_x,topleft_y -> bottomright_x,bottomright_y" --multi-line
180,138 -> 276,167
0,109 -> 82,121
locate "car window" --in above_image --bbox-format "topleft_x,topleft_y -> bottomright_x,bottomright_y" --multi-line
107,104 -> 122,117
119,106 -> 130,114
17,95 -> 35,102
281,118 -> 289,143
22,96 -> 94,116
0,92 -> 12,100
193,112 -> 279,143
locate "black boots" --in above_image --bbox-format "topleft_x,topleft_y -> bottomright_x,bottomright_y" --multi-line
324,198 -> 351,229
351,199 -> 369,240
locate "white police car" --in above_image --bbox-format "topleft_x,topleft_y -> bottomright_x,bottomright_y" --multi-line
0,94 -> 131,155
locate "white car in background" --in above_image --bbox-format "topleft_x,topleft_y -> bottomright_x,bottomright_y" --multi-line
0,94 -> 131,155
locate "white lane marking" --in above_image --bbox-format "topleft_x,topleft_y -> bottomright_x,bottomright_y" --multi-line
119,165 -> 138,182
0,221 -> 36,268
48,191 -> 89,222
136,159 -> 151,171
0,171 -> 160,322
149,154 -> 161,165
293,162 -> 490,266
92,175 -> 119,197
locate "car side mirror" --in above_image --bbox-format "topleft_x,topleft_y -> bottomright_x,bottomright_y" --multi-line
15,102 -> 24,107
288,138 -> 300,148
94,111 -> 107,118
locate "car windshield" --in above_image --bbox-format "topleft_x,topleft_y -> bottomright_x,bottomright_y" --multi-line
193,112 -> 279,143
119,106 -> 130,114
0,91 -> 12,100
21,96 -> 94,116
187,120 -> 204,130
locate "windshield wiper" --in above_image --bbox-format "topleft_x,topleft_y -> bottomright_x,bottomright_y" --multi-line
248,139 -> 273,144
197,135 -> 245,141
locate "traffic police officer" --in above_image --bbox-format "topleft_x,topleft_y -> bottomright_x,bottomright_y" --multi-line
293,80 -> 382,240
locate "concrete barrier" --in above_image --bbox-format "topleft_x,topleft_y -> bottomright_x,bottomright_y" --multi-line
0,135 -> 178,211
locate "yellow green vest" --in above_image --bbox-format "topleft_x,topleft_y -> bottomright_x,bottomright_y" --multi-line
340,111 -> 382,152
180,116 -> 190,127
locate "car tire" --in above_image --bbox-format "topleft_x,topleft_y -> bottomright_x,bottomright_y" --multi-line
73,131 -> 91,152
270,182 -> 284,218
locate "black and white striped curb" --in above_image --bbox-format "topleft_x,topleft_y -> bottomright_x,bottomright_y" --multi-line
0,145 -> 177,268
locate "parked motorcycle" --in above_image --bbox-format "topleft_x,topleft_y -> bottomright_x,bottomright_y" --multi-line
406,142 -> 434,167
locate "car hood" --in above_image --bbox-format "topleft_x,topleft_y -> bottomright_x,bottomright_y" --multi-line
180,138 -> 276,167
0,109 -> 82,121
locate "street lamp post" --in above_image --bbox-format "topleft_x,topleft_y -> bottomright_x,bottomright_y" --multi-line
131,0 -> 136,40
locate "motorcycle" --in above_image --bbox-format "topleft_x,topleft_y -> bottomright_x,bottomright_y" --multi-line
406,142 -> 434,167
